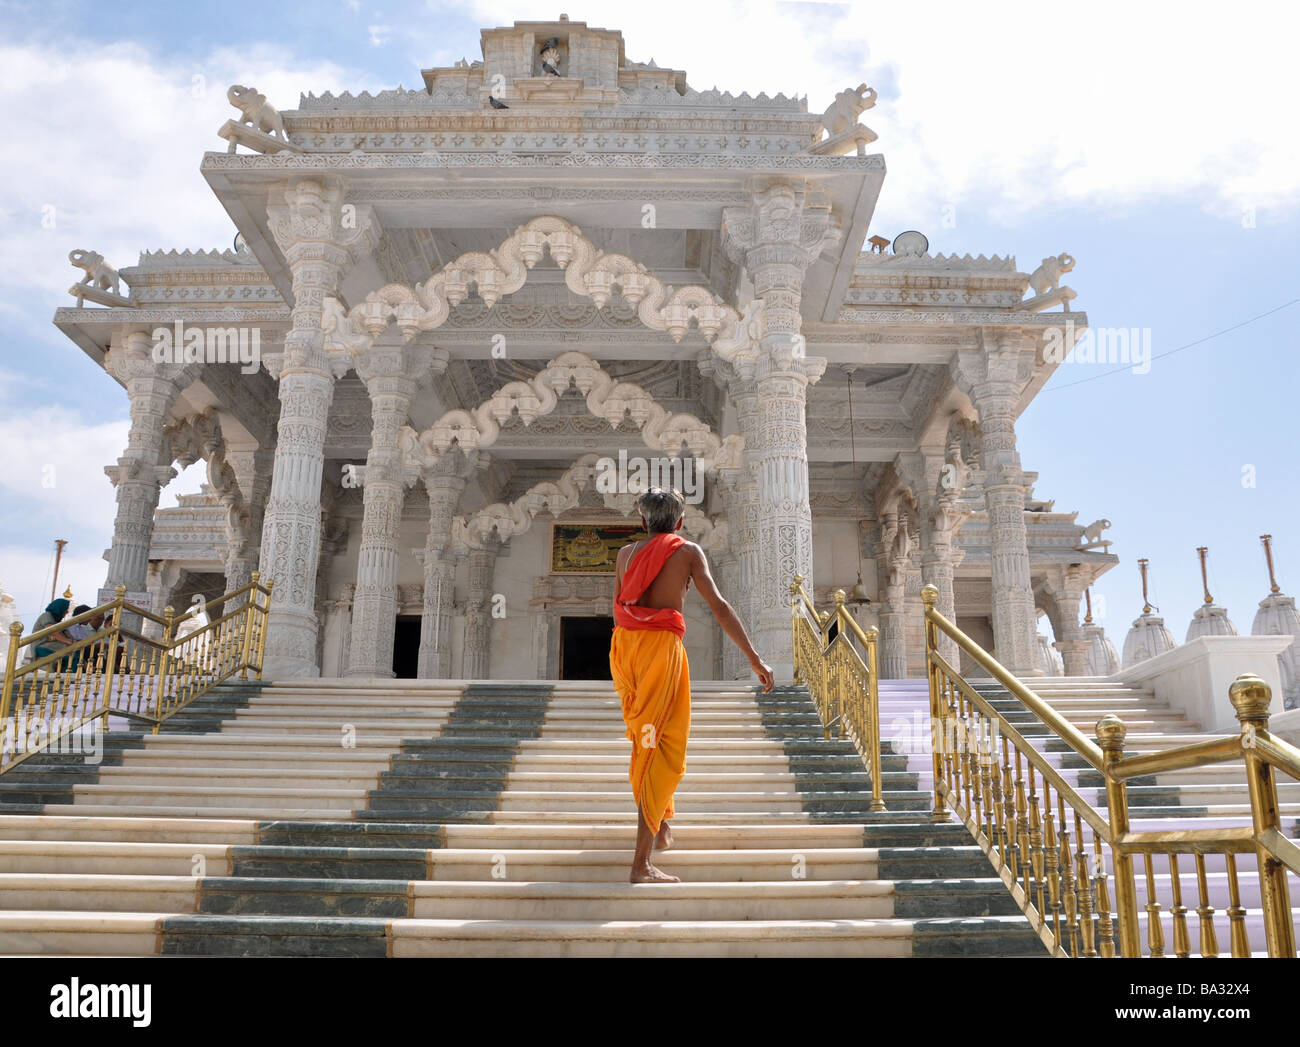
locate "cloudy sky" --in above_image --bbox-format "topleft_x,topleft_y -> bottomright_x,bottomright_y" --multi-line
0,0 -> 1296,654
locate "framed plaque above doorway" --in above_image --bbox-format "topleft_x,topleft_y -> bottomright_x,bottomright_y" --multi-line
550,522 -> 646,574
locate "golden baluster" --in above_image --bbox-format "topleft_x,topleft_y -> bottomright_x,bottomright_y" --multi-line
1058,793 -> 1080,957
937,675 -> 954,800
1014,749 -> 1030,895
979,718 -> 996,844
1224,854 -> 1250,958
1094,832 -> 1116,958
951,683 -> 968,814
968,707 -> 984,828
1041,779 -> 1063,950
1144,853 -> 1165,958
1026,766 -> 1045,915
1168,854 -> 1190,959
990,726 -> 1007,866
947,677 -> 962,804
1074,811 -> 1097,958
1229,673 -> 1296,958
1001,735 -> 1017,881
1193,853 -> 1218,958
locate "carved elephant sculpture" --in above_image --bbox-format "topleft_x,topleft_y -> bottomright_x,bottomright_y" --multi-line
1027,253 -> 1076,297
68,249 -> 121,296
227,84 -> 288,142
821,83 -> 878,137
1081,518 -> 1111,544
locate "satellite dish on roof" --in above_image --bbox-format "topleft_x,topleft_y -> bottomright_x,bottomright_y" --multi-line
233,232 -> 249,254
892,230 -> 929,258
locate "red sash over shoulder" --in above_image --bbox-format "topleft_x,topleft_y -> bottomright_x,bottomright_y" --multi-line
614,533 -> 687,638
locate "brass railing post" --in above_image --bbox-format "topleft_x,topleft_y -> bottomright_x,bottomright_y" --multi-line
1096,714 -> 1140,957
1231,673 -> 1297,958
240,572 -> 260,680
865,624 -> 885,812
256,580 -> 273,679
156,605 -> 175,732
921,585 -> 948,821
100,587 -> 125,731
1,621 -> 21,723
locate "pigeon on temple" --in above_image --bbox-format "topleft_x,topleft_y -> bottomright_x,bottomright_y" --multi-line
489,95 -> 509,109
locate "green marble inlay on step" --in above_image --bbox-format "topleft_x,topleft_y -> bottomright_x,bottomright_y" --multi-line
159,914 -> 390,957
255,820 -> 445,850
198,877 -> 409,917
357,684 -> 554,823
910,917 -> 1049,957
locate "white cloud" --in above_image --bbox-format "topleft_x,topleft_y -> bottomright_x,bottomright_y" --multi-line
0,406 -> 127,528
0,39 -> 376,315
447,0 -> 1300,227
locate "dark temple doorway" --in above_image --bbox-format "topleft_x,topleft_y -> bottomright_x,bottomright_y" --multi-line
560,616 -> 614,680
392,616 -> 421,679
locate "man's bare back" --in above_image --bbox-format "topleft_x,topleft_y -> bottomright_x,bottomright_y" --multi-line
614,535 -> 775,693
614,539 -> 696,613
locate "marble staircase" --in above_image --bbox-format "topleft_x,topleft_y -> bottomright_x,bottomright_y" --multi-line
0,678 -> 1042,957
0,674 -> 1293,956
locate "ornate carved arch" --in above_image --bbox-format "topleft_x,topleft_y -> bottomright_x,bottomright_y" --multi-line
396,350 -> 744,480
446,452 -> 722,555
320,215 -> 763,367
161,409 -> 249,540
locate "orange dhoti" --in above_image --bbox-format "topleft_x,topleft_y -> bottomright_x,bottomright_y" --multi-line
609,626 -> 691,834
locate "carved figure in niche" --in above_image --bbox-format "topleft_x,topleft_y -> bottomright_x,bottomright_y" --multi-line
540,38 -> 562,76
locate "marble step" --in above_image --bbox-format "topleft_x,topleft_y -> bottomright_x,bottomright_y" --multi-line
0,872 -> 1031,923
0,840 -> 233,876
222,845 -> 995,883
0,912 -> 161,957
0,814 -> 258,845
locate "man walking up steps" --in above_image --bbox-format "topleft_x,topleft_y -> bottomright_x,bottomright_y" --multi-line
609,487 -> 775,884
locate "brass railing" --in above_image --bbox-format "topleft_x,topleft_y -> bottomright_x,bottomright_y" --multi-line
921,583 -> 1299,958
1,575 -> 273,774
790,575 -> 884,812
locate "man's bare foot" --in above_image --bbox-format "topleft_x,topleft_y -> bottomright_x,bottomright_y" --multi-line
630,862 -> 681,884
653,821 -> 674,852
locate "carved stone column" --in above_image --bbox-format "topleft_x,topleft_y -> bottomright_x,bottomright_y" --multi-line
1048,565 -> 1090,677
721,180 -> 837,676
346,369 -> 418,678
102,331 -> 190,603
223,443 -> 275,602
144,561 -> 186,641
960,332 -> 1038,674
417,456 -> 472,679
462,534 -> 501,680
898,448 -> 972,672
712,547 -> 746,680
715,462 -> 757,670
877,513 -> 911,679
259,180 -> 377,677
